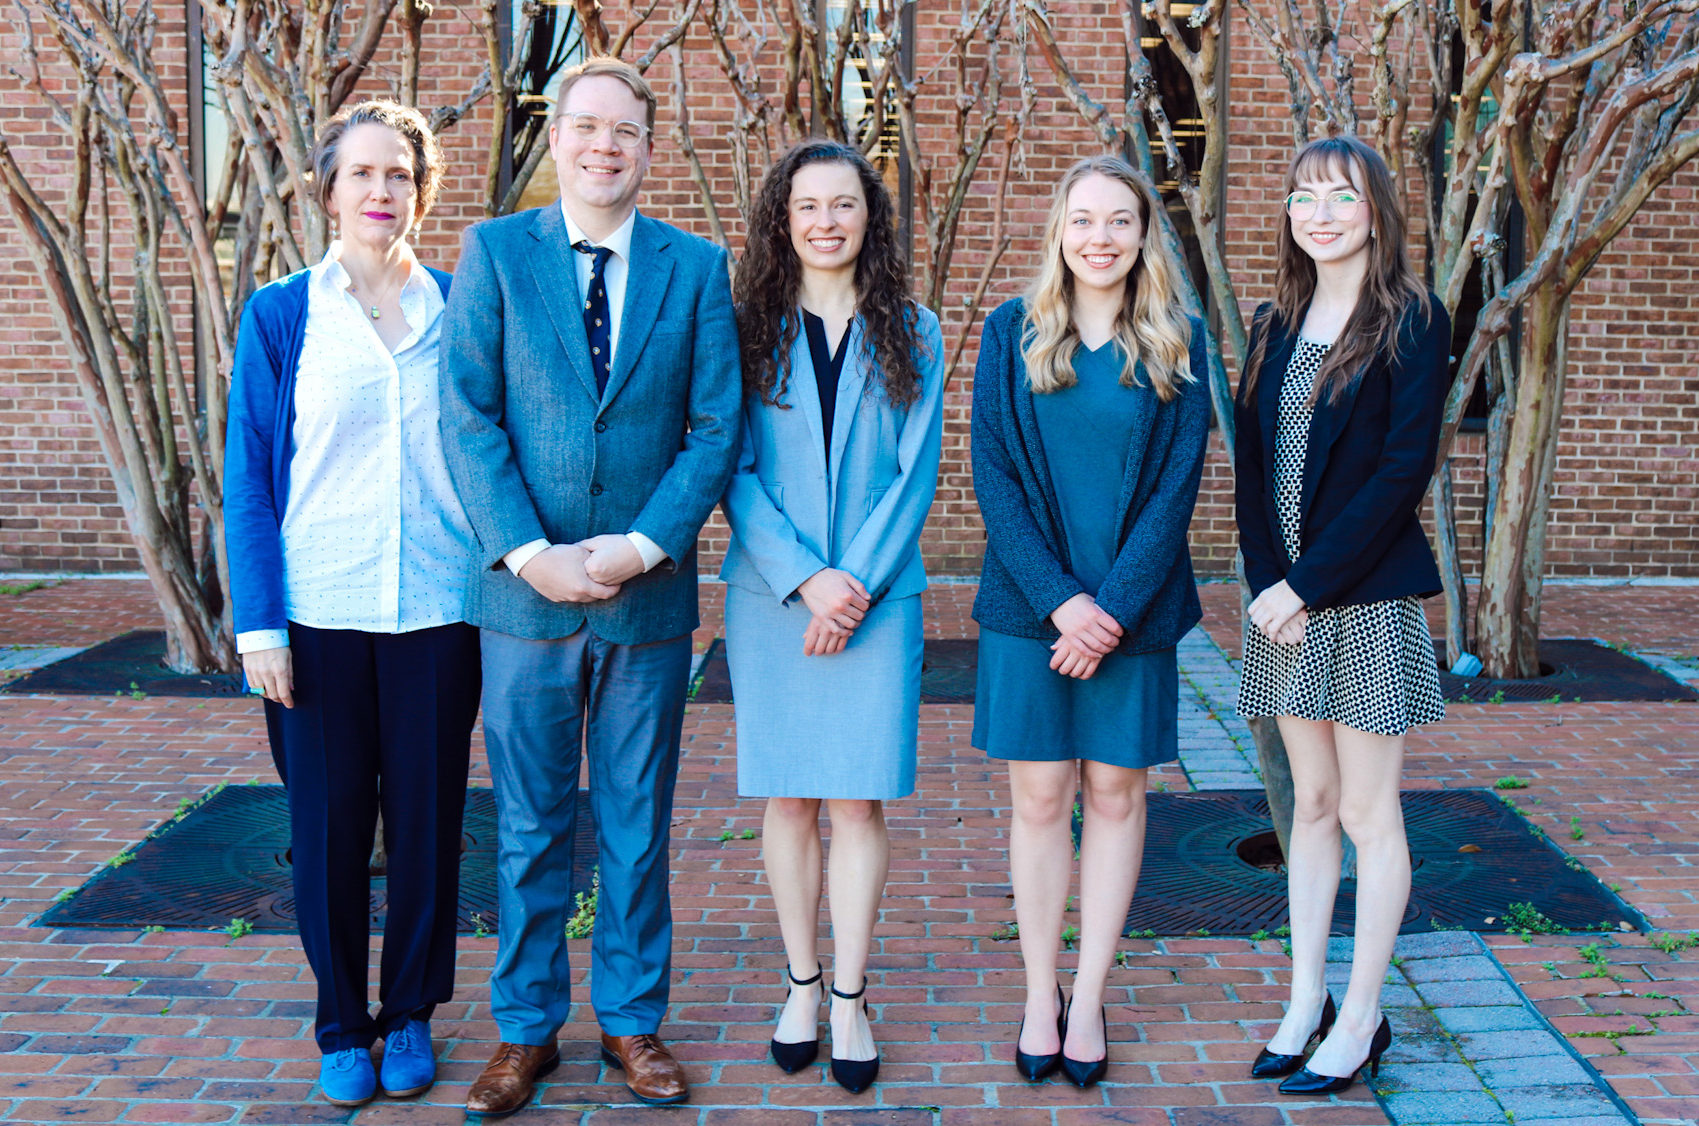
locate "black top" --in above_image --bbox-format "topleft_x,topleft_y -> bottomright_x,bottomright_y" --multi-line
802,310 -> 850,457
1232,292 -> 1452,610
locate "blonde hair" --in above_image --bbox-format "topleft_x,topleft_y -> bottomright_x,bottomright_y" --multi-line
552,56 -> 658,134
1021,156 -> 1194,400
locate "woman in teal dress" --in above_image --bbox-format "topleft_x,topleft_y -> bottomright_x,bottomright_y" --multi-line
970,155 -> 1211,1087
721,139 -> 945,1094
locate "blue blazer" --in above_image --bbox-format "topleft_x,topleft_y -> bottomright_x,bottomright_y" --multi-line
1233,293 -> 1450,609
439,206 -> 743,643
720,308 -> 945,603
224,265 -> 452,638
971,299 -> 1211,652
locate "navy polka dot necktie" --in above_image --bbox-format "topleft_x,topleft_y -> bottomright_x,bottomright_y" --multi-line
572,240 -> 614,394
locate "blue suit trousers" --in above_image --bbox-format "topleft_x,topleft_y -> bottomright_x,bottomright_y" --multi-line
479,626 -> 693,1043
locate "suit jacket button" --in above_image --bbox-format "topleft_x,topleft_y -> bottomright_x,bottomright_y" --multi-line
590,483 -> 603,496
595,421 -> 607,433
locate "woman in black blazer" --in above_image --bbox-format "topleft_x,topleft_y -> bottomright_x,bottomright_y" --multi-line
1232,135 -> 1451,1096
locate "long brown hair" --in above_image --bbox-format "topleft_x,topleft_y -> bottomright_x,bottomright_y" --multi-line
1241,135 -> 1428,404
733,139 -> 923,408
1021,156 -> 1194,400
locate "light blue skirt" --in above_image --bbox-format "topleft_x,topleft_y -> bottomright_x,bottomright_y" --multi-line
973,628 -> 1178,769
724,584 -> 921,800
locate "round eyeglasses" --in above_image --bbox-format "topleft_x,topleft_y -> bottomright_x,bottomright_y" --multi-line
561,111 -> 649,149
1285,189 -> 1363,221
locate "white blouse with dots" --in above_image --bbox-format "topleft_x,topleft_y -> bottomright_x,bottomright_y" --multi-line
235,244 -> 477,653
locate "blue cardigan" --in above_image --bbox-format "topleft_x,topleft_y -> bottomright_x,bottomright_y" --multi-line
223,265 -> 453,638
970,298 -> 1211,652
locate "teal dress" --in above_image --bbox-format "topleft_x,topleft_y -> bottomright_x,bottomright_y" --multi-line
973,342 -> 1179,768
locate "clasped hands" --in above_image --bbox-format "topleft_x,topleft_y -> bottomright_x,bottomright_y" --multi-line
1246,579 -> 1308,646
1049,592 -> 1123,680
797,568 -> 870,656
517,535 -> 645,603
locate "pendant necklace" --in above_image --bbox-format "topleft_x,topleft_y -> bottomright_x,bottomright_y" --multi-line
350,270 -> 404,320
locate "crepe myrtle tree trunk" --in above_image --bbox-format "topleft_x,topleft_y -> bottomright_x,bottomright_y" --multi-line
1473,288 -> 1569,679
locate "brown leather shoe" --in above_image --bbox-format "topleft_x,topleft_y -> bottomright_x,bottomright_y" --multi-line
599,1032 -> 689,1105
466,1041 -> 560,1117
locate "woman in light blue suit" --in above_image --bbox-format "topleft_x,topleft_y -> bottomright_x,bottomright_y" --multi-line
722,139 -> 944,1095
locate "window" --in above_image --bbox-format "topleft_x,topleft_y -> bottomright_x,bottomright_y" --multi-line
506,1 -> 585,211
1131,5 -> 1216,306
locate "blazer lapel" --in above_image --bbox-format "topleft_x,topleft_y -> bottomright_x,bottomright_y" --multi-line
526,207 -> 600,403
1258,323 -> 1296,483
1300,356 -> 1369,519
601,213 -> 674,410
827,317 -> 870,480
786,320 -> 830,481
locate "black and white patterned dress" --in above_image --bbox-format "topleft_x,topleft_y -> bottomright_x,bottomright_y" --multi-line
1237,338 -> 1446,736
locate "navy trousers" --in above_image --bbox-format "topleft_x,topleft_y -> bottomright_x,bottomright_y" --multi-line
264,621 -> 481,1052
479,627 -> 692,1044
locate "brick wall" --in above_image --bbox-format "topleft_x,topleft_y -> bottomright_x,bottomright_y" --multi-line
1,5 -> 1695,581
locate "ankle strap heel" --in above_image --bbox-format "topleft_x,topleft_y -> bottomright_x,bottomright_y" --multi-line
769,963 -> 823,1074
828,979 -> 879,1093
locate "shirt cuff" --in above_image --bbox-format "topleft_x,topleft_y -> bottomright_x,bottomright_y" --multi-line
503,538 -> 551,576
627,531 -> 668,573
236,629 -> 289,654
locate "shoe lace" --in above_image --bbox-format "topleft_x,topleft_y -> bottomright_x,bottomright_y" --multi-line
491,1042 -> 531,1068
389,1023 -> 422,1054
327,1048 -> 363,1072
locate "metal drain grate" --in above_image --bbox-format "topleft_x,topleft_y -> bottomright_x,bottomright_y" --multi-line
1128,789 -> 1643,936
38,785 -> 597,933
1437,638 -> 1699,703
3,630 -> 244,697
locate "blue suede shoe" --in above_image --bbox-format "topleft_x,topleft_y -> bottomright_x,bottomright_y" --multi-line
380,1019 -> 436,1098
319,1047 -> 377,1106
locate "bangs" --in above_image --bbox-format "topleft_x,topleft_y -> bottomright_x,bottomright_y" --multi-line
1289,144 -> 1365,193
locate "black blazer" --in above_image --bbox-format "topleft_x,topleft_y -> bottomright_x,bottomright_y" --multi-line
1233,292 -> 1451,610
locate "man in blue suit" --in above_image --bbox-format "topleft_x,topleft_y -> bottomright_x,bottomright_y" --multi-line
440,57 -> 741,1115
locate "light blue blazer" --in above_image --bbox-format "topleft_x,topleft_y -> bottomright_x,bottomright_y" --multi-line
720,307 -> 946,604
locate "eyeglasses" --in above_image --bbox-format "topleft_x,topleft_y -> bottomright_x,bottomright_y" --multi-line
560,111 -> 649,149
1285,189 -> 1363,221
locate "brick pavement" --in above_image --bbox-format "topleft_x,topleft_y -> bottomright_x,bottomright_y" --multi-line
5,578 -> 1699,1124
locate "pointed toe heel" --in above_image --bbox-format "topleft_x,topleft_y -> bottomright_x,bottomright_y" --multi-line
1058,1001 -> 1108,1089
1014,984 -> 1066,1083
1249,993 -> 1336,1079
1277,1014 -> 1391,1096
769,963 -> 823,1074
828,980 -> 880,1094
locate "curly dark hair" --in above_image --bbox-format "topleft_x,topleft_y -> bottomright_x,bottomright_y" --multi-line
733,140 -> 923,408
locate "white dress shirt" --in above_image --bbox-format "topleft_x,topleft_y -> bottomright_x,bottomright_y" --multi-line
236,243 -> 479,654
501,204 -> 665,577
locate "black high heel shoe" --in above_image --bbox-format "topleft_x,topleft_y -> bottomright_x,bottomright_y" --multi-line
1058,1000 -> 1108,1089
1014,984 -> 1067,1083
828,980 -> 879,1094
769,963 -> 822,1073
1278,1014 -> 1392,1095
1250,992 -> 1337,1079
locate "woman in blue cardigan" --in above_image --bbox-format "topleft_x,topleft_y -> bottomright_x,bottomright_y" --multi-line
722,139 -> 945,1094
223,101 -> 479,1108
1235,135 -> 1449,1096
971,155 -> 1210,1088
